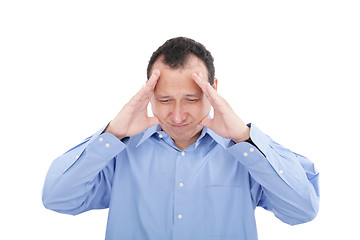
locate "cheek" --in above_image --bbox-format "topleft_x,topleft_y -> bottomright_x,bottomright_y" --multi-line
189,101 -> 211,119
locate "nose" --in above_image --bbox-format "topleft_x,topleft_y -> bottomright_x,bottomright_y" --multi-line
170,103 -> 187,124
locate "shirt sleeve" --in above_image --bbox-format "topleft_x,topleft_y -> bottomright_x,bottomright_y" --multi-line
227,123 -> 320,225
42,125 -> 127,215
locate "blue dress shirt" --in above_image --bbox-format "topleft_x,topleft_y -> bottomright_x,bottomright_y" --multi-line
42,123 -> 319,240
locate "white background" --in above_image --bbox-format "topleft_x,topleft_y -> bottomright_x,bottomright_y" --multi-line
1,0 -> 359,239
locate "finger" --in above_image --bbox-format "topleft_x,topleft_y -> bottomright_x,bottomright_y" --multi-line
142,69 -> 160,99
192,72 -> 221,106
132,70 -> 160,104
192,72 -> 209,93
129,84 -> 147,105
146,69 -> 160,90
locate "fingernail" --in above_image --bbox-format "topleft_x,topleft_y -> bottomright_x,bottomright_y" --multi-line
199,72 -> 203,78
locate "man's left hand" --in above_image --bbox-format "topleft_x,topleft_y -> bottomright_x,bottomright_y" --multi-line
192,72 -> 250,143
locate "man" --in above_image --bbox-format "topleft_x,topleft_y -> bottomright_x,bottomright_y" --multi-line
42,37 -> 319,239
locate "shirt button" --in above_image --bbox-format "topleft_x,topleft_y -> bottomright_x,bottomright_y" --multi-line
279,170 -> 284,174
243,152 -> 248,157
250,148 -> 254,152
105,143 -> 110,148
99,137 -> 103,142
177,214 -> 183,219
158,134 -> 163,138
179,182 -> 184,187
181,151 -> 185,156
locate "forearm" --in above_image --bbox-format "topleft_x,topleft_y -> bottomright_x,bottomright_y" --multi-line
228,124 -> 319,225
42,127 -> 126,215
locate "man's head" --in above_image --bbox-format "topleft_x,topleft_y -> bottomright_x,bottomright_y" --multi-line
147,37 -> 215,85
148,37 -> 217,150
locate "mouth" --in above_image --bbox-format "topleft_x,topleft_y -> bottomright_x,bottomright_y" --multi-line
170,123 -> 189,128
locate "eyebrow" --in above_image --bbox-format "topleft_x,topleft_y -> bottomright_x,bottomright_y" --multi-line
185,94 -> 202,98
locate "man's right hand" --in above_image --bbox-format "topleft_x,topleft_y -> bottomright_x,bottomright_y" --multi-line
104,70 -> 161,140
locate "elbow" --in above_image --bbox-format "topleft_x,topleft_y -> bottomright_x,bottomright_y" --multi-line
42,199 -> 82,216
276,192 -> 319,226
42,185 -> 58,212
290,180 -> 320,225
288,197 -> 319,226
42,189 -> 82,216
299,190 -> 320,224
42,187 -> 53,210
42,194 -> 51,211
42,191 -> 62,214
292,209 -> 318,226
299,199 -> 319,224
42,193 -> 57,213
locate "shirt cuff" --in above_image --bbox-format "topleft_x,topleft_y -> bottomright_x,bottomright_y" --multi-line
82,124 -> 128,162
247,123 -> 272,154
227,123 -> 272,167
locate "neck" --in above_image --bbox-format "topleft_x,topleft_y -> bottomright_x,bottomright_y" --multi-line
173,130 -> 202,151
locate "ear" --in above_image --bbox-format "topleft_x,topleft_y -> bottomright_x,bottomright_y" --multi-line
211,77 -> 218,91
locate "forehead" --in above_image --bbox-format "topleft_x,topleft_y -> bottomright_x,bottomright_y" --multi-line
153,55 -> 208,96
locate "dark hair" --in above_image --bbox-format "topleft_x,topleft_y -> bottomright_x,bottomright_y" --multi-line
147,37 -> 215,85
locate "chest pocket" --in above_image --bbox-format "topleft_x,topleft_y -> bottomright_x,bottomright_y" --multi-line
203,186 -> 244,238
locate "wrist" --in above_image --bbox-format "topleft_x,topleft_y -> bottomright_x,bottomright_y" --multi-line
233,126 -> 250,143
104,122 -> 127,140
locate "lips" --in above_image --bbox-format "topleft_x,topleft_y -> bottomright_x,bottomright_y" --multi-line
170,123 -> 189,128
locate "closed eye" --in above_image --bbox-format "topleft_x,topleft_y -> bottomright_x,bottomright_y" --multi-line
187,99 -> 199,103
158,99 -> 170,103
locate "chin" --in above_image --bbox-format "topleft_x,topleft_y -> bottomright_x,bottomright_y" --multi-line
172,126 -> 203,139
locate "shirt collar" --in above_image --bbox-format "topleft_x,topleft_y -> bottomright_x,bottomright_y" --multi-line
136,124 -> 231,149
136,124 -> 162,147
200,127 -> 231,149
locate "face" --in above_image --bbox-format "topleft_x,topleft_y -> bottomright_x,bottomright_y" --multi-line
150,55 -> 217,150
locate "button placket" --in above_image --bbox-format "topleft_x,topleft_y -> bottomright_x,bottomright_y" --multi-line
174,150 -> 188,225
